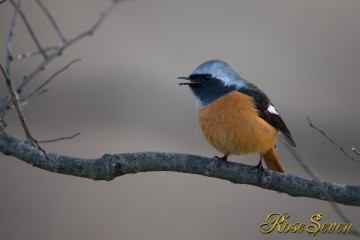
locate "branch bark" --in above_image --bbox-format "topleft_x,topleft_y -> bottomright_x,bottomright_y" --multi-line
1,131 -> 359,207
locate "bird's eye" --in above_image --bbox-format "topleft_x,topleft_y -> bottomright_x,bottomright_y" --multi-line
204,74 -> 212,81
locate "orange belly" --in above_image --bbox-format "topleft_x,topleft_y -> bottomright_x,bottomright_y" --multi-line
197,91 -> 278,156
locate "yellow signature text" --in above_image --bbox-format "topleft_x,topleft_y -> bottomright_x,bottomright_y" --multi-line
259,212 -> 352,236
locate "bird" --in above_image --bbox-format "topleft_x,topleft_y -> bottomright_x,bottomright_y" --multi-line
178,59 -> 296,173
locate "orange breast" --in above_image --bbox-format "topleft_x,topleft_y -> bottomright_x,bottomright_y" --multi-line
197,91 -> 277,156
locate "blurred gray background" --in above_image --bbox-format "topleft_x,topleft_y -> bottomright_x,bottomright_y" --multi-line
1,0 -> 360,239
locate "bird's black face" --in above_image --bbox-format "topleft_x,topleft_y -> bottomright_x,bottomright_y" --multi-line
178,73 -> 235,107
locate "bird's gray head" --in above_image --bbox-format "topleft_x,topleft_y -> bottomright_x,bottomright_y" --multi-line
178,60 -> 248,107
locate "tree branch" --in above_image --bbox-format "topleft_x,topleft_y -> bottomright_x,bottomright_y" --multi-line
20,58 -> 81,105
11,45 -> 57,61
5,0 -> 20,74
1,63 -> 35,145
308,116 -> 360,163
280,137 -> 360,236
34,0 -> 67,43
0,0 -> 118,115
1,2 -> 359,239
352,148 -> 360,157
9,0 -> 47,59
0,131 -> 359,207
38,132 -> 80,143
0,64 -> 59,166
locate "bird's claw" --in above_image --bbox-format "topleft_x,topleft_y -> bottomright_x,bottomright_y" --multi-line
213,155 -> 229,168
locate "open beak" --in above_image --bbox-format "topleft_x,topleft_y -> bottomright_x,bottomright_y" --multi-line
177,76 -> 198,86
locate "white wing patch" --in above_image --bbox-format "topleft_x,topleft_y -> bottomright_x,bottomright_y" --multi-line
267,104 -> 279,115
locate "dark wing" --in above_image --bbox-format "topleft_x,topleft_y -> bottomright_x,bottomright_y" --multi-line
238,83 -> 296,147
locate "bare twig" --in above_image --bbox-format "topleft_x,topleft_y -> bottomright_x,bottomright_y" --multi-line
34,0 -> 66,43
307,116 -> 360,163
0,0 -> 117,163
352,148 -> 360,157
0,64 -> 58,166
0,0 -> 19,130
12,45 -> 58,61
21,58 -> 81,104
18,0 -> 118,91
0,64 -> 32,144
278,138 -> 320,180
0,0 -> 20,125
5,0 -> 20,74
38,132 -> 80,143
279,118 -> 360,238
0,0 -> 8,4
0,0 -> 118,115
2,6 -> 35,144
9,0 -> 47,59
20,89 -> 48,106
280,140 -> 360,238
62,0 -> 116,48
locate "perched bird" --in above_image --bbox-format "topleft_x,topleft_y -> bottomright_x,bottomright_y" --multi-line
178,60 -> 296,173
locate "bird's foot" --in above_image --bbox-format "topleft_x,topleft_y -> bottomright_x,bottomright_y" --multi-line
253,158 -> 266,184
213,155 -> 229,168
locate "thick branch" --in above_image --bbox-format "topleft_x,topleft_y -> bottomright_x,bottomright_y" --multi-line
1,131 -> 359,207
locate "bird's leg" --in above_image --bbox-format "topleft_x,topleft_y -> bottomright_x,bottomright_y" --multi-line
213,155 -> 229,167
214,155 -> 228,161
254,156 -> 265,184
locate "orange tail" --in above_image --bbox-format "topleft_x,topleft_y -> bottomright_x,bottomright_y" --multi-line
262,147 -> 284,173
